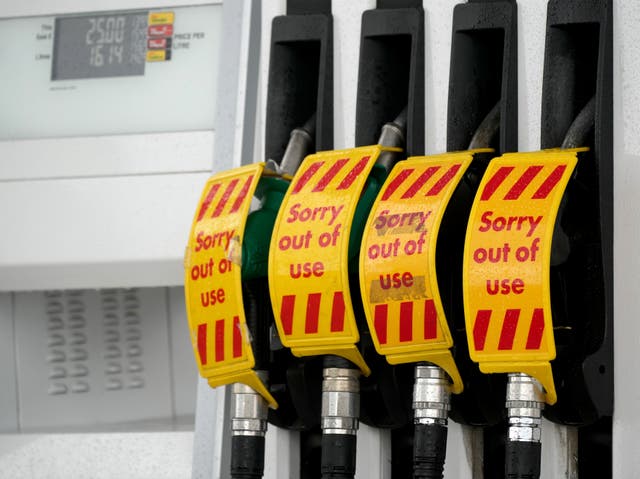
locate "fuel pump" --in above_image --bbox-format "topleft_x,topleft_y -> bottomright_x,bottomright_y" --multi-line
184,2 -> 335,477
184,161 -> 279,479
360,148 -> 496,479
267,2 -> 425,477
268,110 -> 409,479
358,36 -> 511,478
463,147 -> 588,479
443,0 -> 518,437
537,0 -> 613,475
352,3 -> 429,474
460,0 -> 613,469
184,115 -> 321,479
349,2 -> 521,476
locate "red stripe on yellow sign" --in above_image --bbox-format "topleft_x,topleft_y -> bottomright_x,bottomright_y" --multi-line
305,293 -> 322,334
401,166 -> 440,199
480,164 -> 570,202
532,165 -> 567,199
526,309 -> 545,350
229,175 -> 254,214
291,161 -> 324,194
498,309 -> 520,350
399,302 -> 413,342
504,166 -> 543,200
212,179 -> 239,218
280,295 -> 295,335
472,308 -> 549,352
215,319 -> 225,362
426,164 -> 462,196
381,169 -> 414,200
336,157 -> 370,190
313,159 -> 348,192
423,300 -> 438,340
374,304 -> 388,344
232,316 -> 242,358
480,166 -> 514,201
197,323 -> 207,365
330,292 -> 346,332
473,310 -> 492,351
196,183 -> 220,221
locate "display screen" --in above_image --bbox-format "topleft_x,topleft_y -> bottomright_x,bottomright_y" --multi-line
52,12 -> 148,80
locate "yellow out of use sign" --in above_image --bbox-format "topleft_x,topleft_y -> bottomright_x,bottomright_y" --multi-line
463,149 -> 583,405
269,145 -> 396,375
359,151 -> 490,394
185,163 -> 276,407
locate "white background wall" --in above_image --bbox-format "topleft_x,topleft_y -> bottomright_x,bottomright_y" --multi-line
0,433 -> 193,479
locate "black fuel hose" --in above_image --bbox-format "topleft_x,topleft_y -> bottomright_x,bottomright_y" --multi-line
505,441 -> 542,479
413,423 -> 448,479
231,435 -> 266,479
561,96 -> 595,150
321,433 -> 358,479
468,101 -> 501,151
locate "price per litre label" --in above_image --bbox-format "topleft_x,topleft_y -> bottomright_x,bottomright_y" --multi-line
463,149 -> 582,405
184,163 -> 276,407
269,146 -> 391,375
359,152 -> 487,393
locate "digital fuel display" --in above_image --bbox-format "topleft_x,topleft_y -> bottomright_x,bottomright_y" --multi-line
52,12 -> 148,80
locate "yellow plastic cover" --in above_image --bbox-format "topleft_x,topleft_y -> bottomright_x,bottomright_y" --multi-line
184,163 -> 276,407
269,146 -> 391,375
463,149 -> 583,405
359,151 -> 489,394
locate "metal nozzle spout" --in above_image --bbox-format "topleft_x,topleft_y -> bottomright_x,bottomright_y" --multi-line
375,107 -> 408,172
279,113 -> 317,177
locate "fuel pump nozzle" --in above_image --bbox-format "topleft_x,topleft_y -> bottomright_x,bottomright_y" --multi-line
230,115 -> 316,479
410,104 -> 501,479
503,97 -> 595,479
319,108 -> 407,479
